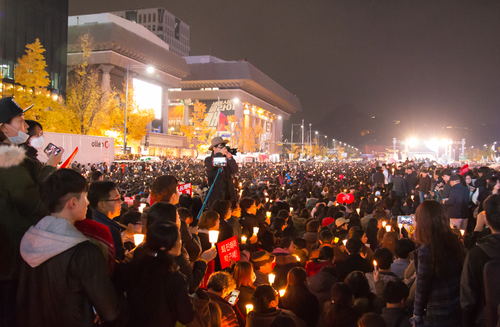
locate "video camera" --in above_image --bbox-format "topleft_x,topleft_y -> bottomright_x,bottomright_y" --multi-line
225,146 -> 238,156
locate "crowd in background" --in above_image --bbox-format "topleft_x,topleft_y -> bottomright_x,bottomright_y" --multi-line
2,99 -> 500,327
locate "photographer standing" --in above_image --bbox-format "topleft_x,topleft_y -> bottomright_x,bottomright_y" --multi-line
204,137 -> 238,208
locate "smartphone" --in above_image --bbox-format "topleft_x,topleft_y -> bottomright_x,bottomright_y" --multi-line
397,215 -> 414,226
213,157 -> 227,167
44,143 -> 61,156
227,290 -> 240,306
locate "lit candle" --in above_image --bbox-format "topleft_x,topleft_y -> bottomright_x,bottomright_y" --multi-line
133,234 -> 145,246
334,237 -> 339,243
266,197 -> 269,203
290,207 -> 294,213
253,227 -> 259,235
460,229 -> 465,236
293,255 -> 300,261
241,235 -> 247,244
209,230 -> 219,246
279,289 -> 286,297
411,195 -> 414,201
266,212 -> 271,219
268,273 -> 275,284
382,221 -> 387,228
245,304 -> 254,314
342,239 -> 347,246
385,225 -> 391,232
373,260 -> 378,271
356,208 -> 360,215
398,223 -> 403,230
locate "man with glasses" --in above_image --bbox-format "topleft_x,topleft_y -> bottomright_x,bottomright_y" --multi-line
88,181 -> 127,262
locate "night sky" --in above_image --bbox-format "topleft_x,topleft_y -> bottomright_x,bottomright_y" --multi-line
69,0 -> 500,147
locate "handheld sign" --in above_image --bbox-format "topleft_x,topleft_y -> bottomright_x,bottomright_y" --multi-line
217,236 -> 241,269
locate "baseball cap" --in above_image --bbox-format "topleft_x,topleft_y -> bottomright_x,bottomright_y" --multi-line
335,217 -> 350,227
0,97 -> 33,124
322,217 -> 335,227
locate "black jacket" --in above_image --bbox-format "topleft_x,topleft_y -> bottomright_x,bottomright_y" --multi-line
92,208 -> 126,262
17,241 -> 122,327
381,307 -> 412,327
404,172 -> 417,194
204,154 -> 238,206
279,285 -> 320,327
392,176 -> 407,198
461,233 -> 500,327
336,253 -> 373,282
444,183 -> 470,219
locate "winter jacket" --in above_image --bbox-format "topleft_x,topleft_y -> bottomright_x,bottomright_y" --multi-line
414,245 -> 462,326
303,231 -> 319,254
404,172 -> 417,194
180,219 -> 202,262
226,216 -> 243,242
207,292 -> 238,327
305,260 -> 334,277
444,183 -> 470,219
381,307 -> 412,327
16,216 -> 122,327
336,253 -> 373,282
0,143 -> 55,281
392,176 -> 407,198
92,208 -> 127,262
307,266 -> 338,309
204,154 -> 238,207
125,250 -> 196,327
240,211 -> 259,237
366,271 -> 400,296
418,175 -> 432,194
279,285 -> 320,327
461,233 -> 500,327
372,172 -> 385,187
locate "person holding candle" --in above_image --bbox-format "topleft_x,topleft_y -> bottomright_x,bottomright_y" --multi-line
119,210 -> 144,251
272,237 -> 301,289
197,211 -> 221,252
211,199 -> 235,243
247,285 -> 306,327
251,251 -> 276,287
336,239 -> 374,282
232,261 -> 256,323
227,202 -> 243,242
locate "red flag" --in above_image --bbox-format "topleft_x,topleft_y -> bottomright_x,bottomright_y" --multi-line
59,147 -> 78,169
460,164 -> 469,176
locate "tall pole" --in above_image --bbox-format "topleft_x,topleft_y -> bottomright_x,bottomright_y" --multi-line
291,124 -> 294,155
124,65 -> 129,154
216,96 -> 220,136
301,119 -> 304,157
309,123 -> 312,157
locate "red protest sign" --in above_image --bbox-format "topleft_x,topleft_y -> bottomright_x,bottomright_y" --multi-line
217,236 -> 241,269
178,183 -> 192,195
75,219 -> 115,275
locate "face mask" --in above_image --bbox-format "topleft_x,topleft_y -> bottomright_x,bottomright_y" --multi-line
30,136 -> 44,149
5,124 -> 29,145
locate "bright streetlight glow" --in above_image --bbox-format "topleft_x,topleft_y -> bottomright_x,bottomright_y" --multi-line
146,66 -> 155,74
278,115 -> 282,120
234,98 -> 240,103
408,138 -> 418,148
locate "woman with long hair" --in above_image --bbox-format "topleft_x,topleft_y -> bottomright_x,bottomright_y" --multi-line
365,218 -> 380,251
320,282 -> 359,327
412,200 -> 464,327
126,222 -> 196,327
279,267 -> 319,327
232,261 -> 256,323
198,211 -> 220,252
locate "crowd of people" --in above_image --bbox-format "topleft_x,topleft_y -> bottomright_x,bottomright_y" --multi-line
2,96 -> 500,327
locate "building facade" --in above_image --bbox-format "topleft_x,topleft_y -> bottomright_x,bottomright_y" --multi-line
0,0 -> 68,95
111,8 -> 190,57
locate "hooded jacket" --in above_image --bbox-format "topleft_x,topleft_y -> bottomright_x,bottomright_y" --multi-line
461,233 -> 500,327
0,143 -> 55,281
16,216 -> 121,327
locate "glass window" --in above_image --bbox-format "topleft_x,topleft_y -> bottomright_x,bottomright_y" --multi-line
148,13 -> 151,22
152,25 -> 156,31
153,13 -> 156,22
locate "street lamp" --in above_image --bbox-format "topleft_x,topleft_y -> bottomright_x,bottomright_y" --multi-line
124,64 -> 155,154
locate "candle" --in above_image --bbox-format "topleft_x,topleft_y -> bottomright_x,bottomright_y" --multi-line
385,225 -> 391,232
411,195 -> 414,201
266,212 -> 271,219
209,230 -> 219,246
373,260 -> 378,271
374,197 -> 378,202
460,229 -> 465,236
266,197 -> 269,203
342,239 -> 347,246
133,234 -> 145,246
290,207 -> 294,212
241,235 -> 247,244
253,227 -> 259,235
398,223 -> 403,230
382,221 -> 387,228
334,237 -> 339,243
356,208 -> 360,215
268,273 -> 275,284
245,304 -> 254,314
293,255 -> 300,261
279,289 -> 286,297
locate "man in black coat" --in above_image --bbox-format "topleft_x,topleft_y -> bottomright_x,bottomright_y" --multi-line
372,167 -> 385,191
404,167 -> 418,197
204,137 -> 238,208
444,174 -> 470,230
336,239 -> 373,282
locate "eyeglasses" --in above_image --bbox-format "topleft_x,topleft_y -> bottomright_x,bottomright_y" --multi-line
104,197 -> 122,202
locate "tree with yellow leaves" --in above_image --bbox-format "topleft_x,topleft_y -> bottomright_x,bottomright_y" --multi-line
180,100 -> 215,154
284,144 -> 302,158
65,34 -> 115,135
12,38 -> 62,127
236,123 -> 262,153
104,80 -> 155,145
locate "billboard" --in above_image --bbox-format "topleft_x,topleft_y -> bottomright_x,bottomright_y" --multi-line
133,78 -> 162,119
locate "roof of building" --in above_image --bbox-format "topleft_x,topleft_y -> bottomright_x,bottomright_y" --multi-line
68,13 -> 189,78
181,56 -> 301,115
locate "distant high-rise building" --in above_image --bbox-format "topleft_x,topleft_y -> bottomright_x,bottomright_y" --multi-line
0,0 -> 68,94
112,8 -> 190,57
